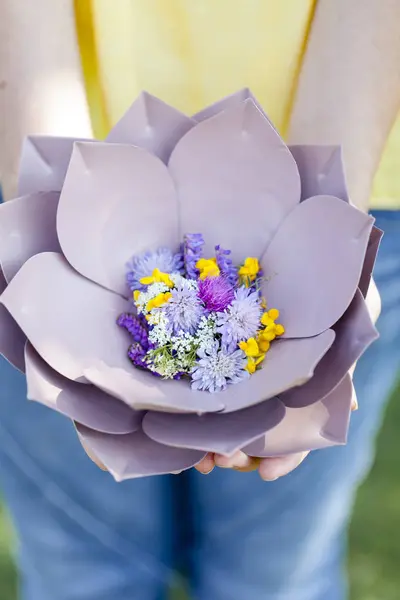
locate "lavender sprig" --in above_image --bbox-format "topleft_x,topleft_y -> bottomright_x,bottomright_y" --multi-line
117,313 -> 150,350
215,245 -> 238,285
183,233 -> 204,279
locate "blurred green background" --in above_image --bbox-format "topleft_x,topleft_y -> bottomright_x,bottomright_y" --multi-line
1,383 -> 399,600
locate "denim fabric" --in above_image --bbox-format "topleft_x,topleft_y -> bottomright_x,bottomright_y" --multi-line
0,210 -> 399,600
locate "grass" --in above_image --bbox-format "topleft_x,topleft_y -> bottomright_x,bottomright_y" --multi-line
1,384 -> 399,600
349,381 -> 400,600
0,503 -> 18,599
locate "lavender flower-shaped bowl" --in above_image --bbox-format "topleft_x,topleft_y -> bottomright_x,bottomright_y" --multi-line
0,90 -> 381,480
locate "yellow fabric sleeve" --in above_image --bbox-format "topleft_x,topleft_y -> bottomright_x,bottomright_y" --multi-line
75,0 -> 315,137
74,0 -> 399,209
371,115 -> 400,210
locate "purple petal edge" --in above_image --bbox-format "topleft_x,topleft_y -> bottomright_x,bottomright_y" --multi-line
358,226 -> 383,297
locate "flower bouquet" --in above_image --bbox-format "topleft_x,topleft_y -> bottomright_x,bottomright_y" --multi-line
0,89 -> 381,480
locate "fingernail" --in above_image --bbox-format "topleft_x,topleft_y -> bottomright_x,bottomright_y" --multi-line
215,456 -> 235,468
215,453 -> 249,470
202,466 -> 214,475
260,472 -> 279,482
215,461 -> 230,469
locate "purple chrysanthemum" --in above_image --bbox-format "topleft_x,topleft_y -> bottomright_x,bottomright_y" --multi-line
117,313 -> 150,350
126,248 -> 183,291
198,276 -> 235,312
215,245 -> 238,285
164,281 -> 204,334
191,342 -> 249,393
183,233 -> 204,279
216,287 -> 262,352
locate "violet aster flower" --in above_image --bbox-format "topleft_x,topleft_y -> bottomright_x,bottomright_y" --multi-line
215,245 -> 238,285
198,276 -> 235,312
183,233 -> 204,279
164,281 -> 204,334
191,342 -> 249,393
126,248 -> 183,291
216,287 -> 262,352
0,89 -> 380,480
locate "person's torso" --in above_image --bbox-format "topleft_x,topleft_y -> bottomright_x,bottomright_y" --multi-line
75,0 -> 400,210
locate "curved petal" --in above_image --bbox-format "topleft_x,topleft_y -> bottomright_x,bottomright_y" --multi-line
18,136 -> 90,196
261,196 -> 375,338
0,252 -> 131,382
0,265 -> 26,370
281,289 -> 378,408
0,265 -> 5,294
289,145 -> 349,202
0,304 -> 26,372
57,142 -> 179,296
25,343 -> 142,434
83,362 -> 225,414
142,397 -> 285,456
220,330 -> 335,413
84,332 -> 334,415
107,92 -> 195,162
75,424 -> 206,481
0,192 -> 60,283
244,374 -> 353,457
358,226 -> 383,297
169,99 -> 301,260
0,251 -> 224,414
192,88 -> 277,131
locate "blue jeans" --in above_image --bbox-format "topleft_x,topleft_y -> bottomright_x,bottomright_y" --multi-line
0,210 -> 399,600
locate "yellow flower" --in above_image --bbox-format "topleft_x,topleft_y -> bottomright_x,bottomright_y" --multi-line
239,337 -> 260,357
259,329 -> 276,342
245,354 -> 266,374
267,308 -> 279,321
257,328 -> 275,352
260,309 -> 284,337
238,257 -> 260,286
196,258 -> 220,279
140,268 -> 174,288
133,290 -> 141,302
146,292 -> 172,312
261,309 -> 279,328
240,337 -> 268,374
257,337 -> 271,353
258,307 -> 284,351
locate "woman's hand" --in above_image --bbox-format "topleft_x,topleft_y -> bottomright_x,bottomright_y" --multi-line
194,450 -> 310,480
82,280 -> 380,479
194,388 -> 357,479
195,279 -> 380,480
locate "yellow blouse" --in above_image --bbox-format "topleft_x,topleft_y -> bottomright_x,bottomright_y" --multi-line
75,0 -> 399,210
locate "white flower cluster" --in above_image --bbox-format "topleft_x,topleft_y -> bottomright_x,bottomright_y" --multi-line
196,315 -> 217,353
171,331 -> 197,357
135,282 -> 169,314
146,315 -> 217,379
148,310 -> 170,346
147,352 -> 181,379
170,273 -> 198,291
